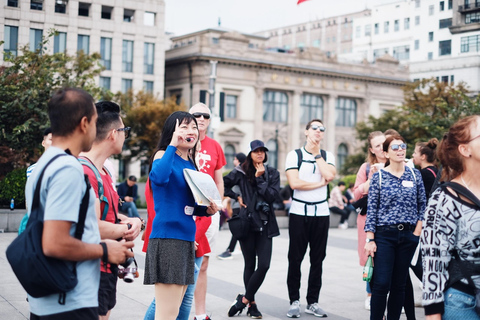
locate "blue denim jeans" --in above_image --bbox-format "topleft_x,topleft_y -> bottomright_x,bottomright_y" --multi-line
144,256 -> 203,320
443,287 -> 480,320
370,228 -> 419,320
120,201 -> 140,219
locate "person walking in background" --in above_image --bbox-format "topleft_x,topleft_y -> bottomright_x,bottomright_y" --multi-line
328,181 -> 350,229
117,175 -> 141,219
189,103 -> 226,320
224,140 -> 281,319
285,119 -> 336,318
422,115 -> 480,320
144,111 -> 219,320
218,152 -> 247,260
352,131 -> 386,310
364,134 -> 426,320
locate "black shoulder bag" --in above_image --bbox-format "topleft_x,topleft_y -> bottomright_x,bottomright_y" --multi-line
6,154 -> 91,304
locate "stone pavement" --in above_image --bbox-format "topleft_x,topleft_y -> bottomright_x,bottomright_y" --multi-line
0,227 -> 425,319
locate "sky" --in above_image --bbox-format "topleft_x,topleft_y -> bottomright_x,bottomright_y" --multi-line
164,0 -> 400,36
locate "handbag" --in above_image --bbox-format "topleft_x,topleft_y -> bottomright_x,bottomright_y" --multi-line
6,154 -> 90,304
352,196 -> 368,216
227,206 -> 251,240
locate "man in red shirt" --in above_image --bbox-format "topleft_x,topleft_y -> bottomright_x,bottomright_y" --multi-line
190,102 -> 226,320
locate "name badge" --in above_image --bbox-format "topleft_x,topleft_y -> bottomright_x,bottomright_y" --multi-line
184,206 -> 194,215
402,180 -> 414,188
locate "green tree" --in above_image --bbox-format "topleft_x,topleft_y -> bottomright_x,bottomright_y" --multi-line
340,78 -> 480,175
0,31 -> 106,178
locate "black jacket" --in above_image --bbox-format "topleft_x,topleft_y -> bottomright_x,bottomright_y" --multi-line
224,165 -> 281,238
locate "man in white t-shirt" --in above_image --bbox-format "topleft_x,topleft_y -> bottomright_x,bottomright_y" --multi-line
284,119 -> 336,319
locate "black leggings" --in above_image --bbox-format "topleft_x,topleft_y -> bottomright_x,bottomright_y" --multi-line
239,227 -> 272,302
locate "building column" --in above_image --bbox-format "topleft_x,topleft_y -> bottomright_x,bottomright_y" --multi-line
290,90 -> 302,150
255,86 -> 264,138
325,94 -> 337,153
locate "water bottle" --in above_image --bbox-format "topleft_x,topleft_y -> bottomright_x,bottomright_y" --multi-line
10,198 -> 14,211
363,255 -> 373,282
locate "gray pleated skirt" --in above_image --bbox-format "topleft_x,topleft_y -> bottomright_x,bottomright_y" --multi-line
144,238 -> 195,285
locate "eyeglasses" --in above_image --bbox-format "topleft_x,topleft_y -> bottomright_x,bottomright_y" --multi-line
310,125 -> 326,132
468,134 -> 480,143
192,112 -> 211,120
390,143 -> 407,151
117,127 -> 131,139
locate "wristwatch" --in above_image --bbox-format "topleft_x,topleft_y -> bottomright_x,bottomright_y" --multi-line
365,238 -> 375,243
314,154 -> 323,160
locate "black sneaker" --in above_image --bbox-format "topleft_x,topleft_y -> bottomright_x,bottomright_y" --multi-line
247,304 -> 263,319
228,294 -> 247,317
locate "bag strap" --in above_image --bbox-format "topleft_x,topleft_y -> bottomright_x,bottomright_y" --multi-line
442,182 -> 480,208
79,157 -> 110,220
426,167 -> 437,178
74,174 -> 91,240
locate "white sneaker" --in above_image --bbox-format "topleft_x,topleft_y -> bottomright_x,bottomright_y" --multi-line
338,222 -> 348,230
305,303 -> 327,317
364,296 -> 371,310
287,300 -> 301,318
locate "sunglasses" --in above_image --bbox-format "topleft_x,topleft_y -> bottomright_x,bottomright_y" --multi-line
192,112 -> 211,120
310,125 -> 326,132
390,143 -> 407,151
117,127 -> 131,139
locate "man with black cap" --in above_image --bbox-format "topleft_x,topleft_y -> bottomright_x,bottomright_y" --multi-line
285,119 -> 336,318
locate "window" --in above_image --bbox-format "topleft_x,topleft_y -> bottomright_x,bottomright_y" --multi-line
7,0 -> 18,7
3,26 -> 18,59
404,18 -> 410,30
415,16 -> 420,25
122,40 -> 133,72
374,23 -> 379,34
428,32 -> 434,42
428,52 -> 433,60
226,95 -> 237,119
335,98 -> 357,127
29,28 -> 43,52
365,25 -> 371,36
440,1 -> 445,11
461,35 -> 480,52
144,81 -> 154,93
100,37 -> 112,70
263,91 -> 288,123
355,26 -> 361,38
121,79 -> 132,93
124,9 -> 135,22
99,77 -> 111,90
393,45 -> 410,60
212,37 -> 219,44
373,48 -> 388,60
78,2 -> 90,17
439,40 -> 451,56
312,39 -> 320,47
466,12 -> 480,24
224,144 -> 236,170
429,4 -> 434,15
337,144 -> 348,170
441,75 -> 449,84
144,42 -> 154,74
30,0 -> 42,10
144,12 -> 155,26
300,94 -> 323,124
101,6 -> 113,19
53,32 -> 66,53
415,0 -> 421,7
77,34 -> 89,54
384,21 -> 389,33
448,0 -> 452,9
414,39 -> 420,50
326,37 -> 330,43
55,0 -> 67,13
439,18 -> 452,28
266,140 -> 278,168
394,20 -> 400,32
332,36 -> 336,43
450,75 -> 454,84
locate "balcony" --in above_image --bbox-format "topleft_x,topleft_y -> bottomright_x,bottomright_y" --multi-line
459,2 -> 480,12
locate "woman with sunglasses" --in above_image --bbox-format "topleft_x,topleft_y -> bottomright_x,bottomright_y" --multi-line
224,140 -> 281,319
144,111 -> 219,320
422,115 -> 480,320
364,134 -> 426,320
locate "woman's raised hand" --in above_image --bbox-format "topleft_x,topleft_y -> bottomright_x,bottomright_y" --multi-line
170,119 -> 182,147
254,163 -> 265,177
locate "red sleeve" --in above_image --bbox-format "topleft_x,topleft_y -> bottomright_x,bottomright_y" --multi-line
215,142 -> 226,170
142,179 -> 155,253
83,166 -> 100,198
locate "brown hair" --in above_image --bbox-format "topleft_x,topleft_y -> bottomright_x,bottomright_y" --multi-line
438,115 -> 480,181
384,128 -> 400,138
415,138 -> 439,165
367,131 -> 385,164
383,134 -> 406,167
305,119 -> 324,130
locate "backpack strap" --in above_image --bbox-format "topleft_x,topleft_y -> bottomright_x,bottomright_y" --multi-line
426,167 -> 437,178
442,182 -> 480,208
79,157 -> 109,221
295,148 -> 303,170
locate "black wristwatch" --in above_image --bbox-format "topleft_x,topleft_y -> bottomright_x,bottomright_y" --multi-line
314,154 -> 323,160
366,238 -> 375,243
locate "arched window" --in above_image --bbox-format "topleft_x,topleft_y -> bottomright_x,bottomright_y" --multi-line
300,94 -> 324,124
263,91 -> 288,123
224,144 -> 236,170
266,139 -> 278,169
335,98 -> 357,127
337,143 -> 349,170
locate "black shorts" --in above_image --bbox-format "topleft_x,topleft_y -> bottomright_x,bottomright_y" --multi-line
98,270 -> 118,316
30,307 -> 98,320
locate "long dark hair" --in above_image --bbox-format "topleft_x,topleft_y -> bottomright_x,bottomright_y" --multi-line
241,150 -> 268,185
148,111 -> 199,173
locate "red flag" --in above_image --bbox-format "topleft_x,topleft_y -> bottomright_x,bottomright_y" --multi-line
297,0 -> 311,4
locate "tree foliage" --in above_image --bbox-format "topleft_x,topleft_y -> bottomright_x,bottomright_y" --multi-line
340,78 -> 480,175
0,31 -> 106,178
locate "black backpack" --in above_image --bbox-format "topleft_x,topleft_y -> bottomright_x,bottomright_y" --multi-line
294,148 -> 330,199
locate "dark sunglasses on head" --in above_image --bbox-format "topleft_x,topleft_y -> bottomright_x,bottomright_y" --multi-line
192,112 -> 211,120
310,125 -> 326,132
390,143 -> 407,151
117,127 -> 131,139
